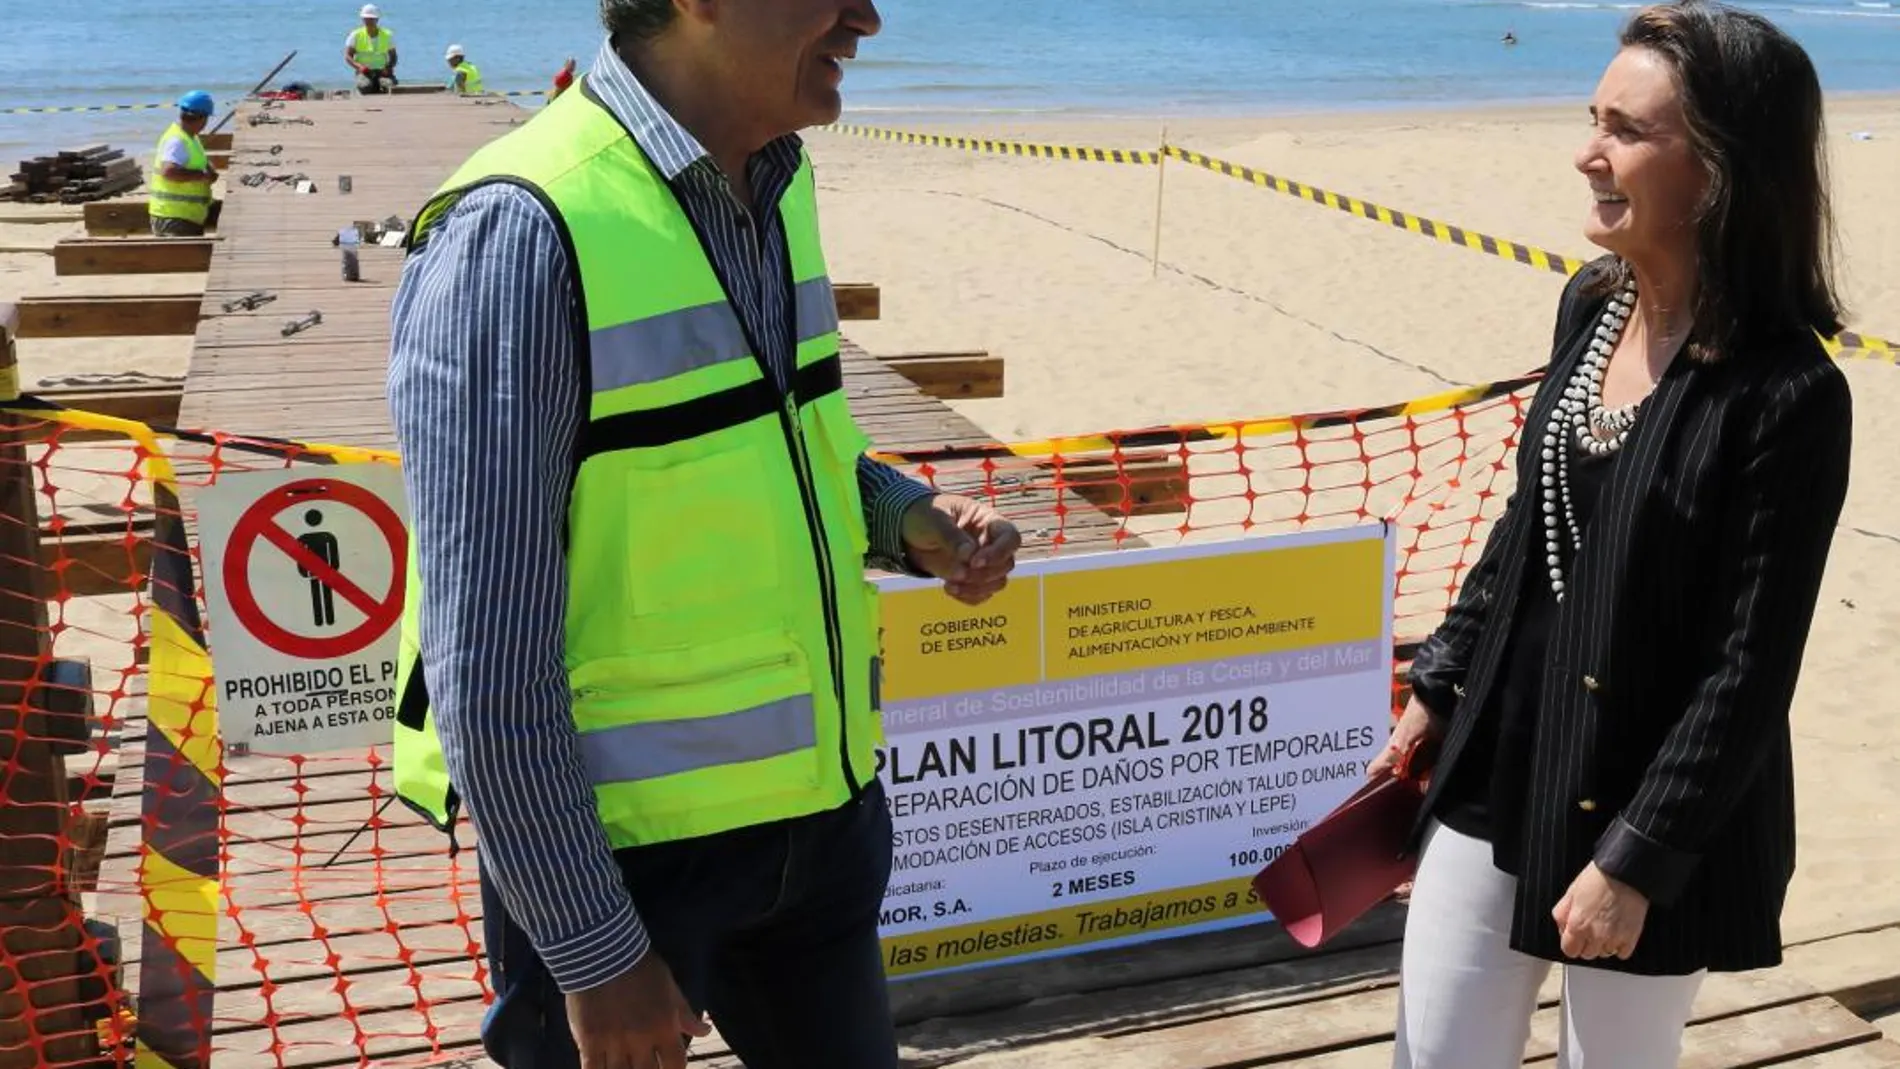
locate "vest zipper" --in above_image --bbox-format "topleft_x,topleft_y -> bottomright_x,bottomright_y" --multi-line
777,394 -> 856,796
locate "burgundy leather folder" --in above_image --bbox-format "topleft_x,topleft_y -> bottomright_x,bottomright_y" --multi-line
1251,738 -> 1430,949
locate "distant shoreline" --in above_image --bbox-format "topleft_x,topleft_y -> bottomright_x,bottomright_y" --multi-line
835,87 -> 1900,131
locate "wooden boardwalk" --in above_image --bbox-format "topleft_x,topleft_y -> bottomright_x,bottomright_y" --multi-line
73,90 -> 1900,1069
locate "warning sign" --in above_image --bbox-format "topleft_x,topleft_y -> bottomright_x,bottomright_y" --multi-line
197,465 -> 410,755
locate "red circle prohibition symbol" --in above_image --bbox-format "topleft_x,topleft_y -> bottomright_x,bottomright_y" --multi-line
222,477 -> 406,660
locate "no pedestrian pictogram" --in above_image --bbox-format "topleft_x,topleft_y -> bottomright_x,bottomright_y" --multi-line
222,478 -> 406,660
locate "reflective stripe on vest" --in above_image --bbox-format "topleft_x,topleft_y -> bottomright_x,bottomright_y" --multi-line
148,123 -> 210,225
353,26 -> 393,70
391,78 -> 883,848
590,276 -> 839,392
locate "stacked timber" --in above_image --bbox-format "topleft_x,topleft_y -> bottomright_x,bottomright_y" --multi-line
3,145 -> 142,204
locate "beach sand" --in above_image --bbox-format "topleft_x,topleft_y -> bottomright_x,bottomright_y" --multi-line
5,94 -> 1898,971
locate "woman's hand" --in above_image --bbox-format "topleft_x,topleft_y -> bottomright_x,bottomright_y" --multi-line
1554,863 -> 1650,961
1366,695 -> 1444,781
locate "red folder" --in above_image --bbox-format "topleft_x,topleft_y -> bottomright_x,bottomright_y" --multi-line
1252,738 -> 1431,948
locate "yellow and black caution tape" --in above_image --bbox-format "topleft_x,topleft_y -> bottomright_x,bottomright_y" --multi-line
1164,146 -> 1585,277
871,373 -> 1540,465
1823,331 -> 1895,363
826,123 -> 1159,164
5,102 -> 167,115
825,121 -> 1898,362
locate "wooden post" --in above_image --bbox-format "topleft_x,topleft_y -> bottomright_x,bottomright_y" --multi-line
1151,123 -> 1169,278
0,306 -> 104,1066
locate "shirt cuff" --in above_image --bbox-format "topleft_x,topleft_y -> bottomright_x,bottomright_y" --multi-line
1592,815 -> 1699,909
533,897 -> 651,994
866,473 -> 936,577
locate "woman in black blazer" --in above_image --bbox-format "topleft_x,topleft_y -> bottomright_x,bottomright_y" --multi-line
1368,3 -> 1854,1067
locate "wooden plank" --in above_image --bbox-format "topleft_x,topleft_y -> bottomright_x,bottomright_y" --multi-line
201,133 -> 234,152
22,384 -> 182,429
54,237 -> 216,276
33,528 -> 151,599
1785,927 -> 1900,1017
836,282 -> 880,321
14,295 -> 202,339
1041,449 -> 1190,517
1776,1038 -> 1900,1066
81,200 -> 148,236
880,350 -> 1005,400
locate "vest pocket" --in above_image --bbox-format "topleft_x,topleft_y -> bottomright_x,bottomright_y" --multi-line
812,395 -> 873,558
619,442 -> 783,618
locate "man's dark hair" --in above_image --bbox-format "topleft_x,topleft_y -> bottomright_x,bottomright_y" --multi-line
1589,0 -> 1844,361
601,0 -> 677,41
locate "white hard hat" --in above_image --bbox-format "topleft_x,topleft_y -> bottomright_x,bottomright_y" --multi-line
445,44 -> 464,59
360,4 -> 381,18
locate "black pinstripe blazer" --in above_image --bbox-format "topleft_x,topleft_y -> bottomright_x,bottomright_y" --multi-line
1407,260 -> 1854,976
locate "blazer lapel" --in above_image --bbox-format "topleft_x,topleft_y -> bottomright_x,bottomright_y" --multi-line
1565,353 -> 1703,659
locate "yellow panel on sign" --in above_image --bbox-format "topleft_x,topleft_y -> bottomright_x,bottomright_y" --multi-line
877,579 -> 1041,703
881,875 -> 1262,977
1043,539 -> 1384,680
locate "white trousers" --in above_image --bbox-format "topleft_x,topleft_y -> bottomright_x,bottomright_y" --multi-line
1392,821 -> 1706,1069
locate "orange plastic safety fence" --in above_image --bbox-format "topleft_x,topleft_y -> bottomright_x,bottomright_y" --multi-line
0,372 -> 1533,1068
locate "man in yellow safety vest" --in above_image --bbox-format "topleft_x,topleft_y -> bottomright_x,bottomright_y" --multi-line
344,4 -> 399,94
445,45 -> 484,95
148,91 -> 219,237
387,1 -> 1019,1066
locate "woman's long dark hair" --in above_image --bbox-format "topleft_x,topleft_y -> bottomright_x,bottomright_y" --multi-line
1589,1 -> 1844,360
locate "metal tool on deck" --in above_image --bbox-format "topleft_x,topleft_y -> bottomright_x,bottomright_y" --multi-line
220,290 -> 277,314
281,310 -> 322,337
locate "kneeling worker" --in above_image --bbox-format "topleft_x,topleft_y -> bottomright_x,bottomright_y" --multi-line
150,91 -> 219,238
346,4 -> 399,93
446,45 -> 484,95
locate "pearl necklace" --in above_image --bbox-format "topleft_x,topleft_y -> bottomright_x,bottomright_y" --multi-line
1541,278 -> 1642,602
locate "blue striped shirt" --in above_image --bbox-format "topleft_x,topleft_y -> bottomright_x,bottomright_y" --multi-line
386,36 -> 934,994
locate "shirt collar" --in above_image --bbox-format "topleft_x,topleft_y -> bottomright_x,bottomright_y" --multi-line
584,35 -> 804,184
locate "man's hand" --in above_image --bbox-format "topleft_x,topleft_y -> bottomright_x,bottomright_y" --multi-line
1553,862 -> 1650,961
901,493 -> 1020,606
204,168 -> 220,185
566,952 -> 709,1069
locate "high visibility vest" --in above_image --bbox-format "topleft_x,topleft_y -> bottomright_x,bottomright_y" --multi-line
148,123 -> 210,226
451,61 -> 483,94
351,26 -> 394,70
391,79 -> 884,850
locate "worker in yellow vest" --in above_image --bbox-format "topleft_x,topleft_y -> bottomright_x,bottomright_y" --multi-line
344,4 -> 399,94
386,3 -> 1019,1066
149,91 -> 219,238
445,45 -> 484,95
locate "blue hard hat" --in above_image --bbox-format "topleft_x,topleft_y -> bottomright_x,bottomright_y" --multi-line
177,90 -> 215,116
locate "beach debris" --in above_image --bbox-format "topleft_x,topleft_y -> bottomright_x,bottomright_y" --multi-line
3,144 -> 143,204
35,371 -> 185,389
248,112 -> 315,128
330,215 -> 407,247
221,290 -> 277,314
281,310 -> 323,337
1850,131 -> 1874,141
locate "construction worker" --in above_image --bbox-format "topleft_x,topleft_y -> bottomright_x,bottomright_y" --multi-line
344,4 -> 399,94
445,45 -> 484,95
149,91 -> 218,238
386,1 -> 1018,1066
